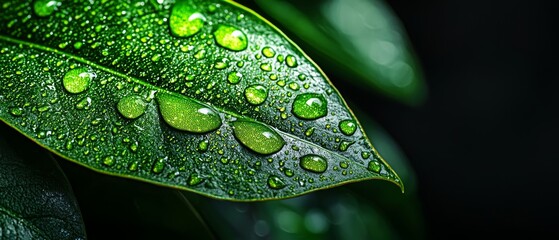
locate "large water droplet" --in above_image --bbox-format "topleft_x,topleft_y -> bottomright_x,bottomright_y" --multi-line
267,175 -> 286,189
117,95 -> 147,119
244,85 -> 268,105
63,68 -> 94,94
33,0 -> 60,17
292,93 -> 328,120
339,119 -> 357,136
213,24 -> 248,51
232,120 -> 285,155
157,92 -> 221,133
299,155 -> 328,173
169,2 -> 205,37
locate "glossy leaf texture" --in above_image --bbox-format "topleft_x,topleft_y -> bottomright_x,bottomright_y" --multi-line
252,0 -> 427,105
0,0 -> 401,201
0,124 -> 86,240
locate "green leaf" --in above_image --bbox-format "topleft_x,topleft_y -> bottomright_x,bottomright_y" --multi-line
252,0 -> 427,105
0,123 -> 86,240
0,0 -> 401,201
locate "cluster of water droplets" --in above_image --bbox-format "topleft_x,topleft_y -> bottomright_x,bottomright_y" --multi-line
0,0 -> 393,196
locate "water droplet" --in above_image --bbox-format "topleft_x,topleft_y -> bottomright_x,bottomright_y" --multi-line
188,173 -> 204,186
117,95 -> 147,119
368,161 -> 381,173
244,85 -> 268,105
152,158 -> 166,174
292,93 -> 328,120
267,175 -> 286,189
169,2 -> 205,37
63,68 -> 94,94
339,119 -> 357,136
157,92 -> 222,133
262,47 -> 275,58
283,168 -> 294,177
33,0 -> 60,17
76,97 -> 92,110
361,152 -> 371,159
286,55 -> 298,68
9,107 -> 23,116
304,127 -> 315,136
339,161 -> 349,169
260,63 -> 272,72
232,120 -> 285,155
298,74 -> 307,81
198,139 -> 209,152
227,71 -> 242,84
299,154 -> 328,173
338,141 -> 354,152
102,156 -> 115,166
213,24 -> 247,51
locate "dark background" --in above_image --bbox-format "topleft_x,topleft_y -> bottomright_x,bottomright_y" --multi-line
357,0 -> 559,238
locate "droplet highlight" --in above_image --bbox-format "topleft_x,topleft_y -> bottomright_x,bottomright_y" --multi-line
292,93 -> 328,120
157,92 -> 222,133
117,95 -> 147,119
299,155 -> 328,173
232,120 -> 285,155
63,68 -> 94,94
213,24 -> 248,51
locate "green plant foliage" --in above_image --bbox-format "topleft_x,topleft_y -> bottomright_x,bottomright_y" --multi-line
0,0 -> 401,201
252,0 -> 427,105
0,124 -> 86,239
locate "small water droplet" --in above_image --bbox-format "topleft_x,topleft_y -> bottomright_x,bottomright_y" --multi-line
169,2 -> 205,37
304,127 -> 315,136
152,158 -> 166,174
298,74 -> 307,81
33,0 -> 61,17
63,68 -> 94,94
361,151 -> 371,159
76,97 -> 92,110
286,55 -> 298,68
292,93 -> 328,120
244,85 -> 268,105
117,95 -> 147,119
339,161 -> 349,169
338,141 -> 354,152
157,92 -> 222,133
368,161 -> 381,173
9,107 -> 23,116
188,173 -> 204,186
283,168 -> 294,177
232,120 -> 285,155
299,154 -> 328,173
260,63 -> 272,72
262,47 -> 275,58
227,71 -> 242,84
198,139 -> 209,152
339,119 -> 357,136
103,156 -> 115,167
267,175 -> 286,189
213,24 -> 248,51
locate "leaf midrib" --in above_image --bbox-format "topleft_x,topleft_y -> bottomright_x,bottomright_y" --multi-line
0,34 -> 365,170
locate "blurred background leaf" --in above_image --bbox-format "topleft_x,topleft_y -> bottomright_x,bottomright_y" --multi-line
0,123 -> 86,239
248,0 -> 427,105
